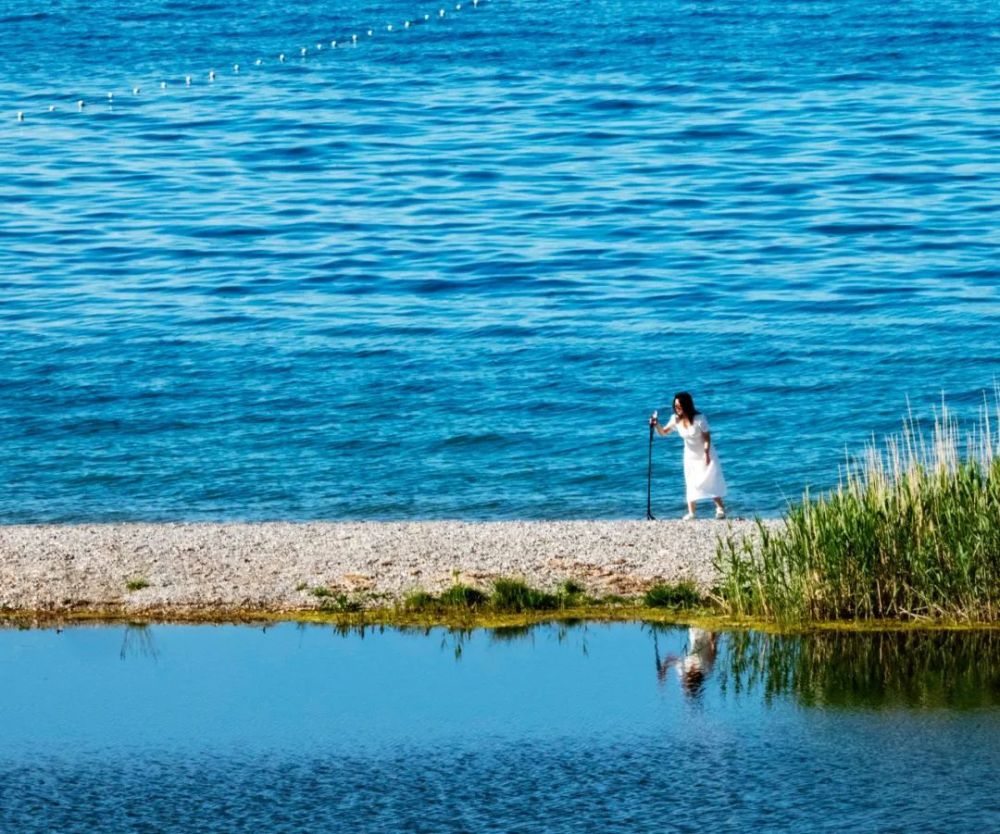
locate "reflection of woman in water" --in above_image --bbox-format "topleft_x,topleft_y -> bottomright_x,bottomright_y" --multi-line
655,627 -> 718,696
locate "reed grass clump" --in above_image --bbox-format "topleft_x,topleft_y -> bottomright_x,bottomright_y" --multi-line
318,592 -> 364,613
717,398 -> 1000,623
438,584 -> 489,609
401,578 -> 594,615
490,578 -> 559,612
643,581 -> 703,609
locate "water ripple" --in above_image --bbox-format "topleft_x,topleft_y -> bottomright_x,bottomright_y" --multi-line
0,0 -> 997,520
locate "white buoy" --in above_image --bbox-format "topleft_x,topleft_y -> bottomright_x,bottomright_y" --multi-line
48,104 -> 55,111
424,13 -> 430,19
352,33 -> 358,43
300,46 -> 307,56
107,92 -> 114,101
439,8 -> 445,17
316,42 -> 322,50
233,63 -> 239,73
133,86 -> 140,94
456,3 -> 462,9
160,81 -> 167,89
78,100 -> 85,110
404,20 -> 410,28
255,58 -> 262,65
186,75 -> 192,86
17,111 -> 23,122
209,69 -> 216,80
279,53 -> 286,62
386,23 -> 393,31
367,29 -> 373,36
330,39 -> 337,47
473,0 -> 478,6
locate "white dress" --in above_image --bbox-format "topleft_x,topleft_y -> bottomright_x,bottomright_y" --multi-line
666,413 -> 727,502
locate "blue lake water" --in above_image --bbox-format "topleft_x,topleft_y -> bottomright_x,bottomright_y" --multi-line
2,0 -> 998,521
1,622 -> 999,832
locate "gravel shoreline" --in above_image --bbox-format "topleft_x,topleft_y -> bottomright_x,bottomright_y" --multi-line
0,520 -> 772,616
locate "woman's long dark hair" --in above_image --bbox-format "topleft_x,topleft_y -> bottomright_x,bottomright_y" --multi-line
673,391 -> 699,422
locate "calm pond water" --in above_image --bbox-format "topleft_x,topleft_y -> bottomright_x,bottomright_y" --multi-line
2,0 -> 999,522
1,622 -> 998,832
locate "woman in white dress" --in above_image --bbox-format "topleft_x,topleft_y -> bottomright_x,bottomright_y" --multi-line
651,391 -> 727,519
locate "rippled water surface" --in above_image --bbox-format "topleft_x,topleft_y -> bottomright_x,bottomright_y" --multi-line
2,0 -> 998,520
2,623 -> 999,833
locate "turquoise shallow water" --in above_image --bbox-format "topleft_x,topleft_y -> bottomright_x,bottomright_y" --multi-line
1,623 -> 999,832
1,0 -> 998,521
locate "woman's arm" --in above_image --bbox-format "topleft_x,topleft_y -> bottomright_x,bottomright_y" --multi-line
652,415 -> 675,436
702,431 -> 711,465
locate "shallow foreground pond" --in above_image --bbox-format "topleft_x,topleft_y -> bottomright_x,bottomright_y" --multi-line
2,622 -> 998,833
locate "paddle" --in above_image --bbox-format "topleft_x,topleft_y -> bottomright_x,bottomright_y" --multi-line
646,410 -> 657,520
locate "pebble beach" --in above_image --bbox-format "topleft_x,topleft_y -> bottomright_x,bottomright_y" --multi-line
0,520 -> 770,617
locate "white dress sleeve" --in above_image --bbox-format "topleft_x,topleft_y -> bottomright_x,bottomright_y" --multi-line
695,414 -> 711,433
665,414 -> 677,430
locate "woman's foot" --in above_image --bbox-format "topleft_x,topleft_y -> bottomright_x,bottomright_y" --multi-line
682,512 -> 696,521
715,507 -> 726,519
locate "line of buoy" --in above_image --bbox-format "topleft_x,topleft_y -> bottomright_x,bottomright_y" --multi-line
12,0 -> 491,123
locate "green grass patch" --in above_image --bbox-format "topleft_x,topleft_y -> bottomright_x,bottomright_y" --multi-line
403,591 -> 438,611
556,579 -> 588,607
643,581 -> 704,609
491,578 -> 558,612
125,578 -> 149,592
400,578 -> 605,616
438,584 -> 489,609
317,592 -> 364,613
559,579 -> 585,596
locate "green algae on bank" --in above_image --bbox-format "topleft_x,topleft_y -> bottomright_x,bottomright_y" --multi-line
5,574 -> 1000,633
5,601 -> 1000,635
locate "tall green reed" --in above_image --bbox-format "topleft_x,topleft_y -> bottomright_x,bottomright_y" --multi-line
717,393 -> 1000,623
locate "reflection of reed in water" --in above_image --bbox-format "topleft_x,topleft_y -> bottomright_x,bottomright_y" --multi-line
720,629 -> 1000,709
398,621 -> 592,660
119,624 -> 159,662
